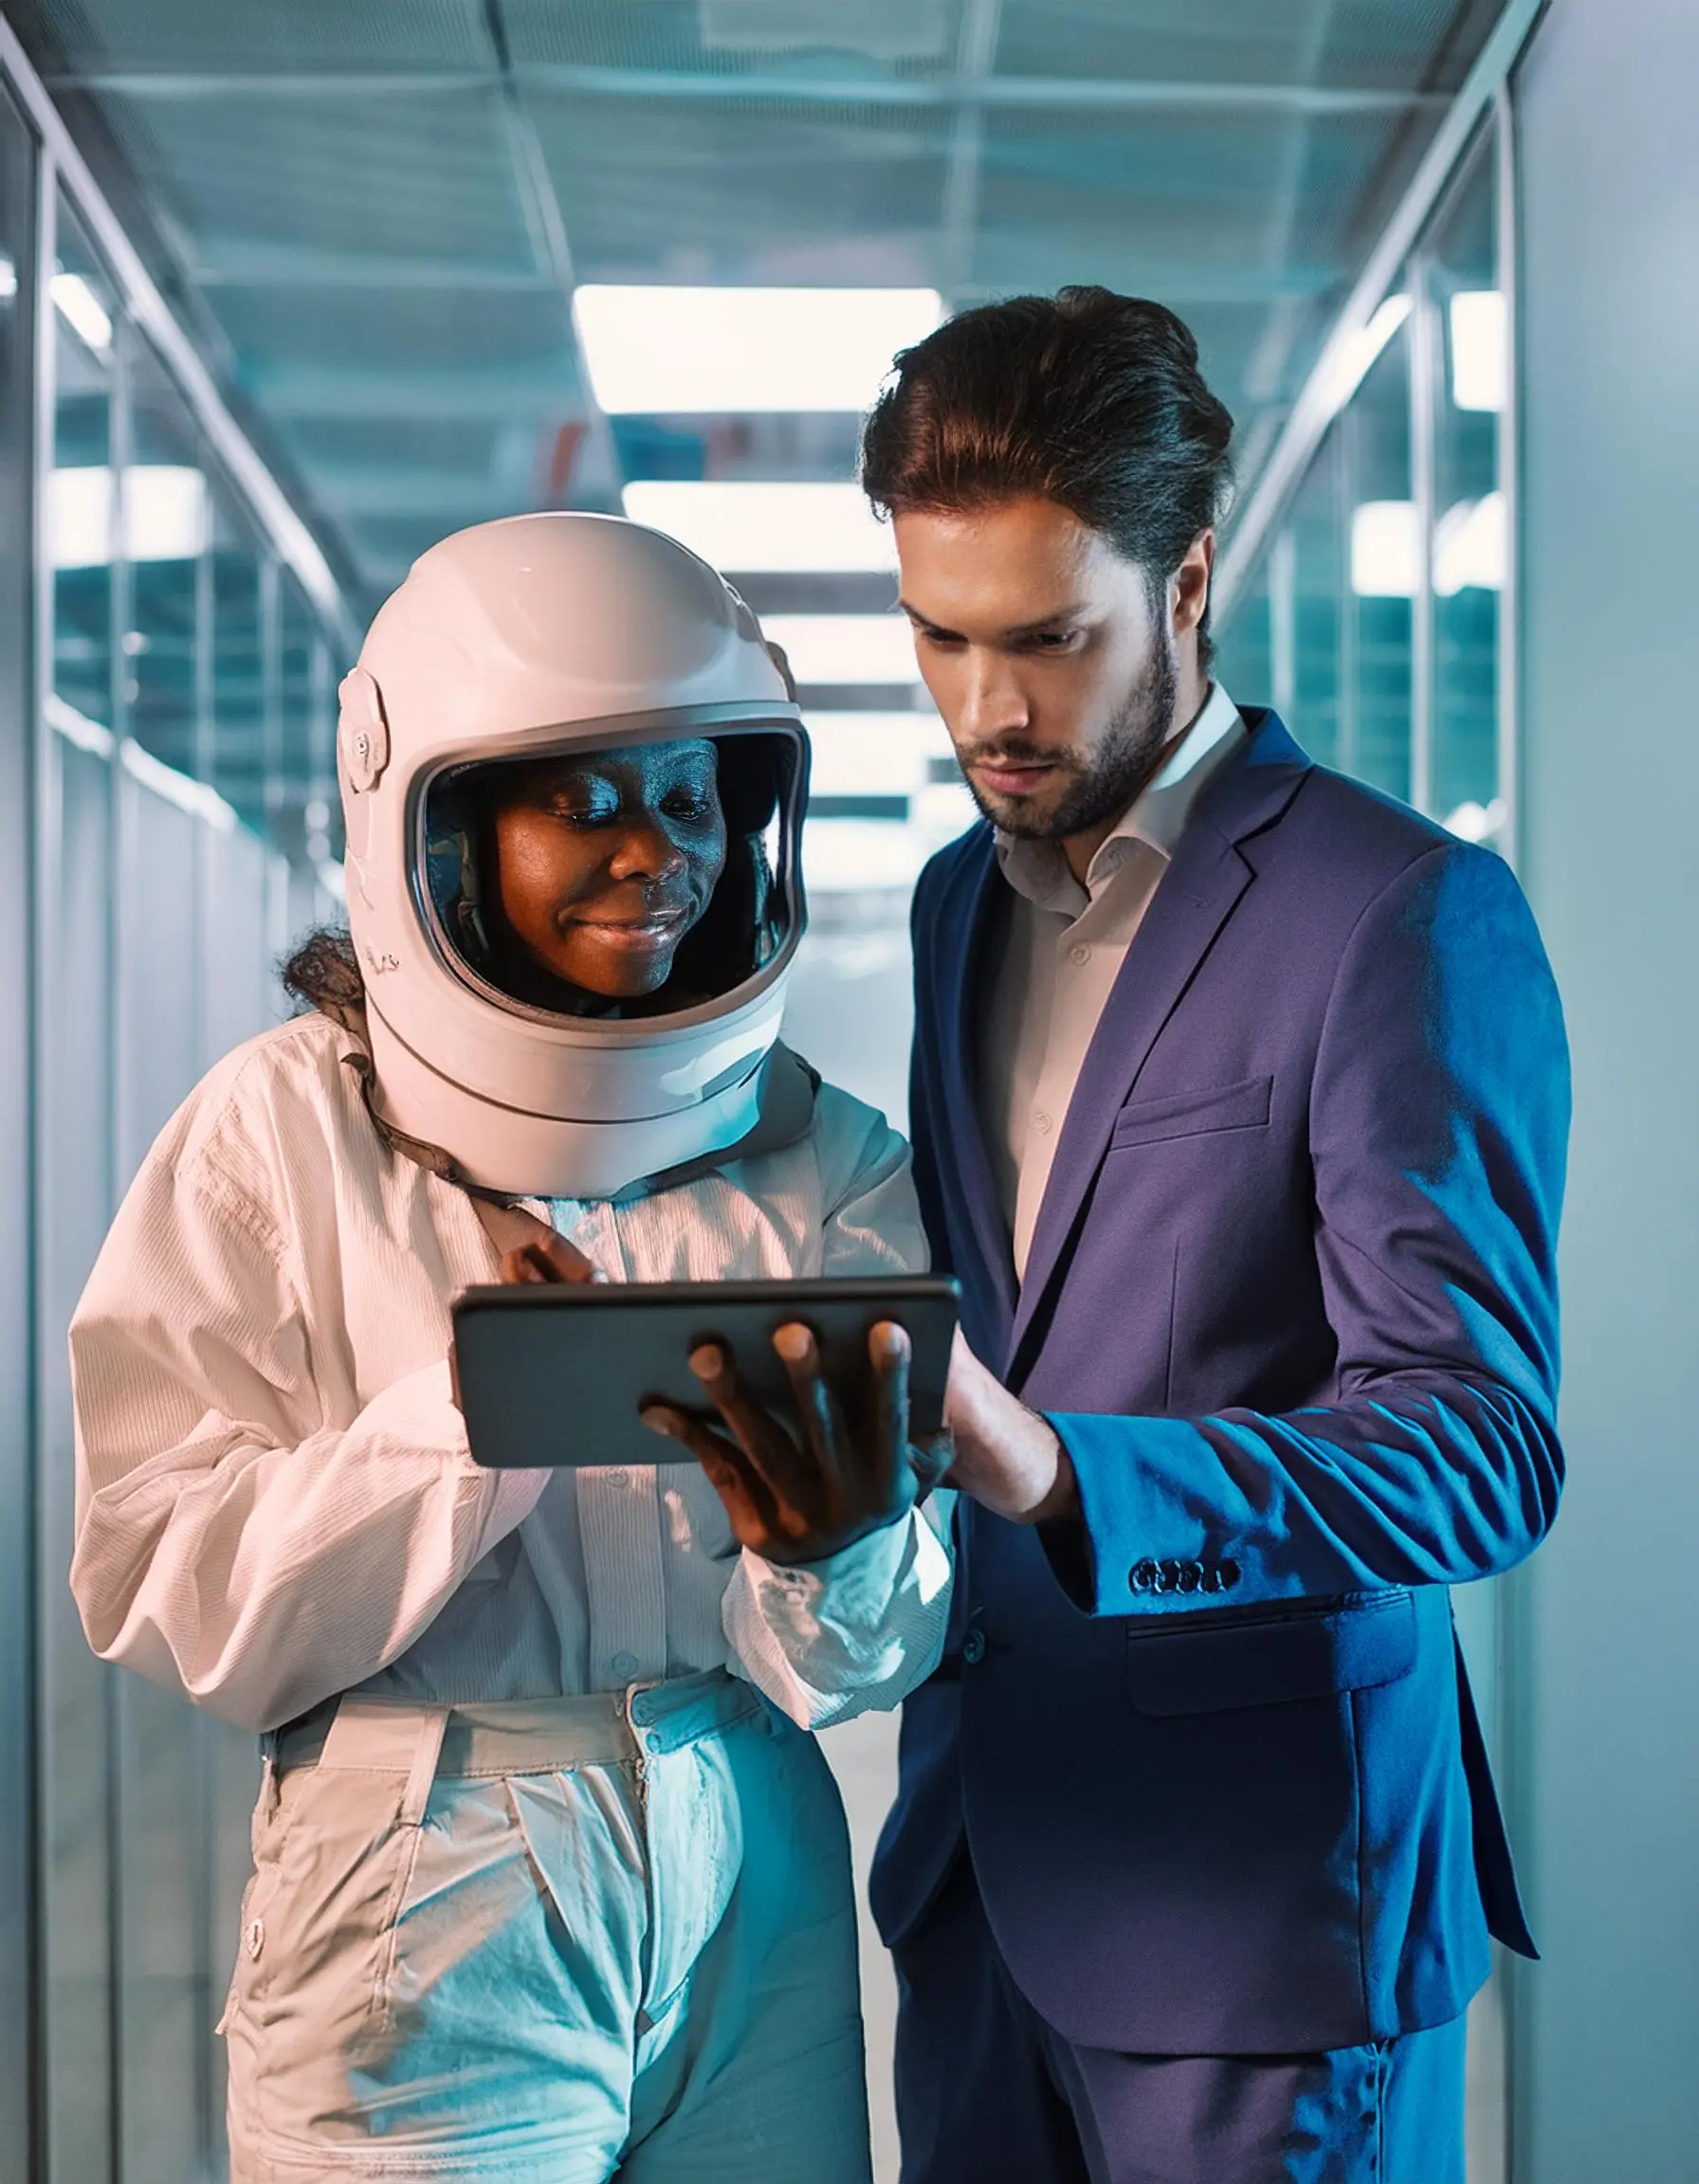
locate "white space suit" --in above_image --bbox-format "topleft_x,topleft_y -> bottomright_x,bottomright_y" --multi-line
68,515 -> 950,2183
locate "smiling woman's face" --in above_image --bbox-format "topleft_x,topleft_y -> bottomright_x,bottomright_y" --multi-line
485,739 -> 728,1002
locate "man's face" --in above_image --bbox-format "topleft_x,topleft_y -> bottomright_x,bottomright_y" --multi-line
894,496 -> 1204,844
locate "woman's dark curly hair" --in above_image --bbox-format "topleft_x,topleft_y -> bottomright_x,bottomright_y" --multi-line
282,925 -> 364,1015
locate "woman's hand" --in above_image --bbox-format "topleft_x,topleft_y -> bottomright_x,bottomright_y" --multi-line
449,1225 -> 602,1410
640,1320 -> 940,1564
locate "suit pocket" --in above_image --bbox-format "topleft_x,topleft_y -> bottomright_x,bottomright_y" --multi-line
1107,1073 -> 1272,1151
1125,1590 -> 1417,1716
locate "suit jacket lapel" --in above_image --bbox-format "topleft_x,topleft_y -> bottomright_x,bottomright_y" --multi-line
1005,710 -> 1311,1380
933,829 -> 1020,1348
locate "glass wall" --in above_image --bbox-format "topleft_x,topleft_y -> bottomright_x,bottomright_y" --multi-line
0,65 -> 351,2178
1216,123 -> 1510,856
1211,113 -> 1514,2184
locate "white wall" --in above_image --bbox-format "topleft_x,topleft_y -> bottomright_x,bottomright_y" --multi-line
1513,5 -> 1699,2176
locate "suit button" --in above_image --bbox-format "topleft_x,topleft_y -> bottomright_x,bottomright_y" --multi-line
1201,1565 -> 1228,1594
1148,1563 -> 1171,1593
1218,1559 -> 1242,1591
1176,1561 -> 1202,1593
1131,1560 -> 1158,1592
962,1629 -> 986,1665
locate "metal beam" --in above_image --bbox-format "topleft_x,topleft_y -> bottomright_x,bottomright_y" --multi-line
941,0 -> 1002,297
54,65 -> 1448,118
0,15 -> 356,649
1215,0 -> 1550,618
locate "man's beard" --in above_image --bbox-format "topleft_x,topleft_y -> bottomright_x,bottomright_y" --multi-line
958,630 -> 1180,843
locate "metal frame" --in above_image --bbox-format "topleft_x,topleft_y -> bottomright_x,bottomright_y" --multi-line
1215,0 -> 1550,620
0,12 -> 356,651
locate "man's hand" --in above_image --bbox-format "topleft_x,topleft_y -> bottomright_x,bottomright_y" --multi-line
941,1327 -> 1080,1526
639,1320 -> 927,1565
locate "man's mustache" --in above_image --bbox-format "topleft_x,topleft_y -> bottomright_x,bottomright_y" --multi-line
956,738 -> 1082,772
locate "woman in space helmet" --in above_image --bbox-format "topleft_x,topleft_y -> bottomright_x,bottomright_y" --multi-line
67,514 -> 951,2182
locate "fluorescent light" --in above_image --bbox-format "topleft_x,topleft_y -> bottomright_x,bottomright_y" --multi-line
764,613 -> 920,685
1450,291 -> 1507,412
0,259 -> 15,300
49,464 -> 210,568
51,270 -> 113,354
1350,500 -> 1421,598
805,711 -> 951,797
1320,294 -> 1411,418
575,286 -> 942,414
1433,491 -> 1507,596
623,480 -> 896,573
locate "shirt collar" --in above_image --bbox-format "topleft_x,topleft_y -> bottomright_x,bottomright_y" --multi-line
996,682 -> 1246,915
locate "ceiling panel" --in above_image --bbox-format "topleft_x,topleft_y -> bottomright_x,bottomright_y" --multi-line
993,0 -> 1475,91
34,0 -> 487,71
100,88 -> 534,272
503,0 -> 965,75
530,94 -> 951,284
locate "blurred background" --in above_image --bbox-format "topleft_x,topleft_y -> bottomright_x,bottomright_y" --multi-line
0,2 -> 1690,2178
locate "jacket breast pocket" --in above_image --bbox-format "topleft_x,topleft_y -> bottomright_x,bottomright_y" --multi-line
1107,1074 -> 1272,1152
1125,1591 -> 1417,1716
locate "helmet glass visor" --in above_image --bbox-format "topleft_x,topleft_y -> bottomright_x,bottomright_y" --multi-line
420,728 -> 803,1021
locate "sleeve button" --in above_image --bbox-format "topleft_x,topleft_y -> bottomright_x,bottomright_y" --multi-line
1130,1560 -> 1158,1592
1219,1559 -> 1242,1590
1176,1561 -> 1202,1592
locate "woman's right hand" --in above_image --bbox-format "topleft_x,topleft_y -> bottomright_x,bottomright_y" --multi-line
449,1225 -> 602,1410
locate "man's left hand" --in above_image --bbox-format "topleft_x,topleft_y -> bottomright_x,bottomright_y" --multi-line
941,1327 -> 1081,1526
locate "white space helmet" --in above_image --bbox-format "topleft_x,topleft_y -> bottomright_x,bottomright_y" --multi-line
338,512 -> 809,1200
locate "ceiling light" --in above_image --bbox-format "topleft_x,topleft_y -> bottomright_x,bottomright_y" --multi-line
0,259 -> 16,300
575,286 -> 942,414
622,480 -> 896,572
1433,492 -> 1507,595
1350,500 -> 1420,598
1450,291 -> 1507,412
1320,295 -> 1411,419
763,613 -> 920,684
51,270 -> 113,355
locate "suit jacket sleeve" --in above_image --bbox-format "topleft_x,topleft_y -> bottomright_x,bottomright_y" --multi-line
1049,840 -> 1571,1616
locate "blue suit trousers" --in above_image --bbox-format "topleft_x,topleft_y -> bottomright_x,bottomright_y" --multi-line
892,1854 -> 1468,2184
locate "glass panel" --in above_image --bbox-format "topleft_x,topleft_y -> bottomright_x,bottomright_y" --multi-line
208,478 -> 267,834
1428,142 -> 1505,845
40,198 -> 120,2184
1344,324 -> 1416,802
126,344 -> 208,781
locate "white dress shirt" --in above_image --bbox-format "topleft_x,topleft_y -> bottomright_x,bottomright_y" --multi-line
68,1010 -> 951,1736
977,682 -> 1248,1276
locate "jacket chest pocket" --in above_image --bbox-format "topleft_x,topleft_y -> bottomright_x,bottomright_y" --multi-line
1107,1073 -> 1272,1153
1125,1591 -> 1417,1715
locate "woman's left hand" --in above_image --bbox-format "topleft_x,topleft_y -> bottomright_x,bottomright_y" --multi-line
639,1320 -> 942,1564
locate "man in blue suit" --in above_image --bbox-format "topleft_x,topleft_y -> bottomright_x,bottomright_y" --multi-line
859,289 -> 1567,2183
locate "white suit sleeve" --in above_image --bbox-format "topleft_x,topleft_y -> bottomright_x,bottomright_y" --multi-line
721,1093 -> 954,1727
68,1147 -> 549,1733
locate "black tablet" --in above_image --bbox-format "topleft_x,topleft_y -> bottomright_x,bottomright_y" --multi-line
452,1274 -> 960,1471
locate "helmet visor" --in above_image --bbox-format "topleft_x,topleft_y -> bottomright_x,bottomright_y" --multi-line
418,725 -> 804,1023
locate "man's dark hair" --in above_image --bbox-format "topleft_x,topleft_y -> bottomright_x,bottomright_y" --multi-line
860,287 -> 1235,665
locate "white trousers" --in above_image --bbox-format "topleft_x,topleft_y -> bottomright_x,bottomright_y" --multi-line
222,1673 -> 872,2182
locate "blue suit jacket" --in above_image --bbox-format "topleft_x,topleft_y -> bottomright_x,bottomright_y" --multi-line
869,711 -> 1568,2055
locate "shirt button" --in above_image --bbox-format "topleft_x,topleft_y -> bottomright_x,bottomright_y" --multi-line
245,1918 -> 265,1960
610,1651 -> 639,1680
1032,1111 -> 1052,1136
603,1469 -> 629,1490
1069,943 -> 1091,965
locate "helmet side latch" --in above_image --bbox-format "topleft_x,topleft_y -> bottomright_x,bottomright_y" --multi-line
338,668 -> 391,792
